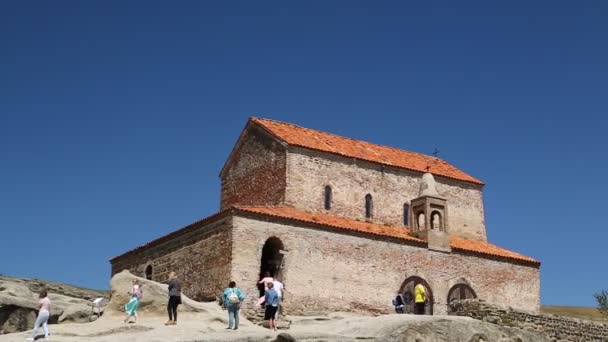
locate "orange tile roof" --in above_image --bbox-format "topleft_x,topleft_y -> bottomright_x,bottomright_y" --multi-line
111,206 -> 539,267
450,236 -> 540,266
235,206 -> 539,266
251,117 -> 484,185
234,205 -> 425,244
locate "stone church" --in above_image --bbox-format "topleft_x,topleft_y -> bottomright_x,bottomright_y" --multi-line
110,117 -> 540,315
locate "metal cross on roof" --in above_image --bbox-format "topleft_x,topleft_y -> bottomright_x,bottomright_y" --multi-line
426,148 -> 440,172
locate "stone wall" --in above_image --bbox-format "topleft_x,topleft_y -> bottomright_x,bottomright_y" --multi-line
284,147 -> 487,241
230,215 -> 539,316
110,216 -> 233,301
220,125 -> 286,209
449,299 -> 608,342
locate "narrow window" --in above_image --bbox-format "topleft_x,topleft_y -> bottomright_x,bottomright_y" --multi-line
403,203 -> 410,226
417,212 -> 426,230
431,211 -> 442,230
365,194 -> 373,218
324,185 -> 332,210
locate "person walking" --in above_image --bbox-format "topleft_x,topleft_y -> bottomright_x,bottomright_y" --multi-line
414,282 -> 426,315
221,281 -> 245,330
26,288 -> 51,341
271,277 -> 284,321
256,271 -> 274,306
264,282 -> 280,331
165,271 -> 182,325
124,280 -> 142,323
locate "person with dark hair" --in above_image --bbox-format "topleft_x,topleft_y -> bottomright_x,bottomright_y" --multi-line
27,288 -> 51,341
264,282 -> 280,331
165,271 -> 182,325
392,294 -> 405,314
221,281 -> 245,330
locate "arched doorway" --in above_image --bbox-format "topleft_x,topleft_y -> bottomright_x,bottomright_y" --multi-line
447,283 -> 476,303
145,265 -> 153,280
399,276 -> 434,315
258,237 -> 285,297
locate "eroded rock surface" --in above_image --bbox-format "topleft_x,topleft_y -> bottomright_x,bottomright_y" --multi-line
0,275 -> 107,334
1,272 -> 552,341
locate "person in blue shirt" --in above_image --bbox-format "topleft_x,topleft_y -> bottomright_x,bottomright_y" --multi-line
264,282 -> 280,331
221,281 -> 245,330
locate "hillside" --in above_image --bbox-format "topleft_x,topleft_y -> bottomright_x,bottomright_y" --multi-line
541,305 -> 607,322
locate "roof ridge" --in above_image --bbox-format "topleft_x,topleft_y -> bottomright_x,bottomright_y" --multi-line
251,116 -> 447,164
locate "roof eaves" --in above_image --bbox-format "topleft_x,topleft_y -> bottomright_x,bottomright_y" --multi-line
250,117 -> 290,147
233,206 -> 426,246
288,143 -> 485,186
450,246 -> 541,267
109,209 -> 234,262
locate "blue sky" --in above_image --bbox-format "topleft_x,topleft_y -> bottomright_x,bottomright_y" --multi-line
1,1 -> 606,306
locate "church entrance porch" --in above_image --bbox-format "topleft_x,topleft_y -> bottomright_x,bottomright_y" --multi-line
258,237 -> 285,297
400,276 -> 434,315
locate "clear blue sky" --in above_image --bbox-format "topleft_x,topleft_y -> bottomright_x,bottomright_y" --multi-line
1,1 -> 606,306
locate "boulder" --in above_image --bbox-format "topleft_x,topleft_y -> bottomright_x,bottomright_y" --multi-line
273,332 -> 297,342
0,275 -> 108,334
375,316 -> 549,342
0,305 -> 37,334
106,270 -> 212,316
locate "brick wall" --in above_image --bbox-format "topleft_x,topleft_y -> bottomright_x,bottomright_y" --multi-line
231,215 -> 539,316
284,147 -> 487,241
110,216 -> 233,301
220,125 -> 286,209
449,299 -> 608,342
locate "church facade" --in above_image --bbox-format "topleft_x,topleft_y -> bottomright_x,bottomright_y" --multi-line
110,117 -> 540,315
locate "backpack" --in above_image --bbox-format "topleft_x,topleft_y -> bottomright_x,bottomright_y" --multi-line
228,289 -> 240,304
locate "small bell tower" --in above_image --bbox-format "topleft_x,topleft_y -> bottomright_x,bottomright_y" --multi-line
410,172 -> 450,252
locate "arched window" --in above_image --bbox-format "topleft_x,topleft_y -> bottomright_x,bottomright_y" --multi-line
324,185 -> 332,210
448,283 -> 477,303
365,194 -> 373,218
431,211 -> 442,230
417,212 -> 426,230
145,265 -> 153,280
403,203 -> 410,226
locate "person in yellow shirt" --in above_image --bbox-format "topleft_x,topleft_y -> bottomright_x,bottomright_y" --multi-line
414,283 -> 426,315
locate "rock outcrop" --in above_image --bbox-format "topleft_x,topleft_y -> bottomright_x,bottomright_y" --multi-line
106,270 -> 215,316
0,275 -> 107,334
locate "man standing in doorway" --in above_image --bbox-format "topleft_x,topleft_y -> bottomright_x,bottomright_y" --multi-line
414,282 -> 426,315
272,277 -> 284,321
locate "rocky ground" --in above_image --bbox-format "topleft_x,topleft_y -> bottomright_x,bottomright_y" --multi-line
0,275 -> 107,334
0,272 -> 548,341
0,310 -> 549,342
